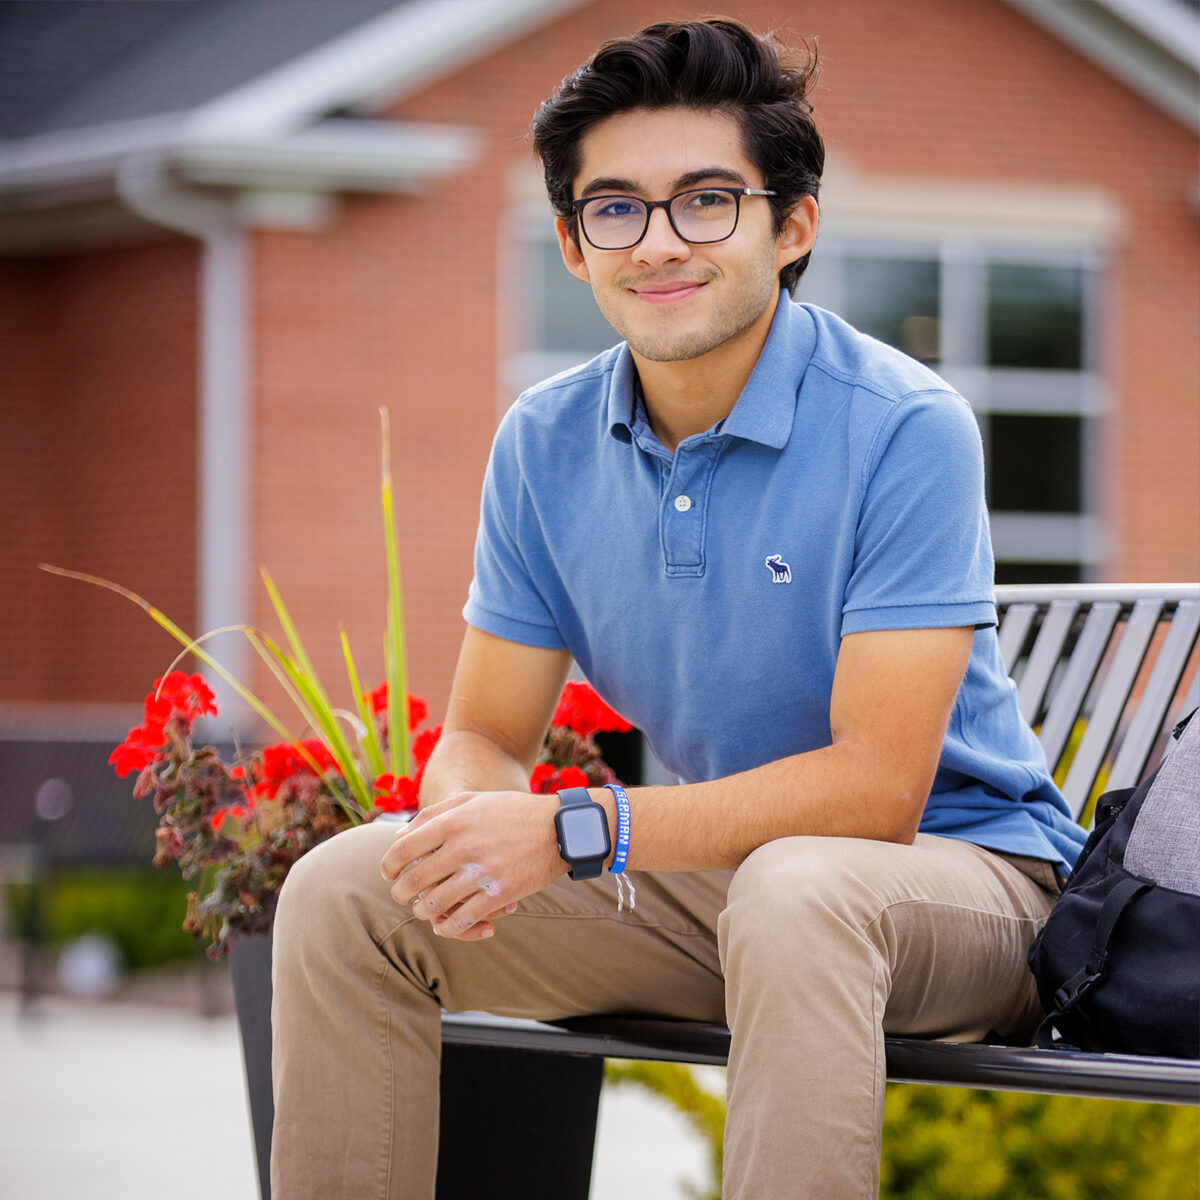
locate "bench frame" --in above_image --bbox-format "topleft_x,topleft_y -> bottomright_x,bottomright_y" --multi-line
442,583 -> 1200,1106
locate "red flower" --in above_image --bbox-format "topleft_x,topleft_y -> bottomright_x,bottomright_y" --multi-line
254,739 -> 339,801
210,803 -> 249,833
364,684 -> 427,732
373,772 -> 420,814
551,682 -> 632,739
412,725 -> 442,772
109,733 -> 156,779
529,762 -> 556,793
528,762 -> 591,794
153,672 -> 218,721
110,672 -> 220,779
557,765 -> 589,788
407,695 -> 427,732
297,738 -> 339,774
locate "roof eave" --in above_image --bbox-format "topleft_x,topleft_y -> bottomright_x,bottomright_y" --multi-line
1004,0 -> 1200,132
174,119 -> 481,194
0,116 -> 481,205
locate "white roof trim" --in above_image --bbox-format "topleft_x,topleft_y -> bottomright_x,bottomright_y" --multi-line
0,115 -> 478,200
176,119 -> 481,193
183,0 -> 590,143
1005,0 -> 1199,131
1100,0 -> 1200,70
0,112 -> 189,193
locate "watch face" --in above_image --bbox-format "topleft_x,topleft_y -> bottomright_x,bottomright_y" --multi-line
557,804 -> 610,860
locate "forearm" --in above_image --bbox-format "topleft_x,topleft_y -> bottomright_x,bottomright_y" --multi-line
594,738 -> 927,874
417,727 -> 534,808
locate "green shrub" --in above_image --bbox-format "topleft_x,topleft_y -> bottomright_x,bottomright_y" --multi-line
881,1084 -> 1199,1200
607,1062 -> 1200,1200
7,868 -> 199,971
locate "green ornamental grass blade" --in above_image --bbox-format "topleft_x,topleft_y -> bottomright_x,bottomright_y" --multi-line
380,408 -> 412,780
37,564 -> 295,744
341,629 -> 387,780
252,619 -> 375,813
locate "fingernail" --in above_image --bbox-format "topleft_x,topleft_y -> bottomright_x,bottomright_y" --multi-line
480,927 -> 495,939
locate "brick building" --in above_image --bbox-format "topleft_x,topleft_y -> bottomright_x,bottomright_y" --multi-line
2,0 -> 1197,752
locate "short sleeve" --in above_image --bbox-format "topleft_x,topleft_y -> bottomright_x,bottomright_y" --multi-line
841,391 -> 996,635
462,410 -> 567,650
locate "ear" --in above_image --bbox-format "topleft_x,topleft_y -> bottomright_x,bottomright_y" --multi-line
774,195 -> 819,274
555,216 -> 591,283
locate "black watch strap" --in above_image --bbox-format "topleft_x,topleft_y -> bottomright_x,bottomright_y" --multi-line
557,787 -> 593,806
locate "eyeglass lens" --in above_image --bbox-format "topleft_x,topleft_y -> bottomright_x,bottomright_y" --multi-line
580,188 -> 742,250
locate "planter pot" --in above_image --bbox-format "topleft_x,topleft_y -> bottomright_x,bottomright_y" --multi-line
230,932 -> 602,1199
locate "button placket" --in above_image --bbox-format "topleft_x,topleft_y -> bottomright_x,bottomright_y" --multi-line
661,442 -> 718,576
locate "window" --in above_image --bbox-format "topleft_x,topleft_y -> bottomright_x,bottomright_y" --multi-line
799,239 -> 1105,583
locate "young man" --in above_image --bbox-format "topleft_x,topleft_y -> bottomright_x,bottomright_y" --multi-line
271,20 -> 1086,1198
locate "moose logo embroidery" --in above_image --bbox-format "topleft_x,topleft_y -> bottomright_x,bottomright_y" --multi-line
765,554 -> 792,583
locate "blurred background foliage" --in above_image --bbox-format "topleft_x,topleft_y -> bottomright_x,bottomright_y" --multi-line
606,1060 -> 1200,1200
7,868 -> 196,971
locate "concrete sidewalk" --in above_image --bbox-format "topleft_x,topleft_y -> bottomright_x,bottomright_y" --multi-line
1,990 -> 712,1199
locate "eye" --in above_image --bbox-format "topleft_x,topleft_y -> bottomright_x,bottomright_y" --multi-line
590,197 -> 644,220
680,189 -> 735,214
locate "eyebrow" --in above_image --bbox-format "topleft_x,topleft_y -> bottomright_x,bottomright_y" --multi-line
578,166 -> 750,199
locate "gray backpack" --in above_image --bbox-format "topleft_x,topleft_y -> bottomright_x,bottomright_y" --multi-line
1028,709 -> 1200,1057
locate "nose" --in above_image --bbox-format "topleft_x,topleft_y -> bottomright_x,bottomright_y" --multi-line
632,205 -> 691,267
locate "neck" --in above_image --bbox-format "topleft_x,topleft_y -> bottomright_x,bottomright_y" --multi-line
633,295 -> 778,453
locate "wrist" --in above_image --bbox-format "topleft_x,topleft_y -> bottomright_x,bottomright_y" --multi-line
591,787 -> 618,870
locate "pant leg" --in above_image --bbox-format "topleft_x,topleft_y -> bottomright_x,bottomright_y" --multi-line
270,820 -> 730,1200
717,833 -> 1057,1200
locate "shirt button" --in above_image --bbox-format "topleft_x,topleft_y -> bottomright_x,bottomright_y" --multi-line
673,495 -> 693,512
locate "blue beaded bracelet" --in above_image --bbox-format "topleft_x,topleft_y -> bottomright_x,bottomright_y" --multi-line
604,782 -> 630,874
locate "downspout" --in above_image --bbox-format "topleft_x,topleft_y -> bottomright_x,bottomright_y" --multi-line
116,154 -> 252,733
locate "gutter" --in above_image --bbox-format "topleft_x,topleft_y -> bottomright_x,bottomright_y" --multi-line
0,117 -> 479,204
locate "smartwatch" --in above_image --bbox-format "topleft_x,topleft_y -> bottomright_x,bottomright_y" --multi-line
553,786 -> 612,881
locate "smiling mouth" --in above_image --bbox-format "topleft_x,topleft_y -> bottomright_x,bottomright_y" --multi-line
629,280 -> 708,304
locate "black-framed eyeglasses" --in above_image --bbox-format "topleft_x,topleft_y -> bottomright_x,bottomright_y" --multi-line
572,186 -> 776,251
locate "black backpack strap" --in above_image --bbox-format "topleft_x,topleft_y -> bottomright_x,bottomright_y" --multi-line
1035,875 -> 1152,1050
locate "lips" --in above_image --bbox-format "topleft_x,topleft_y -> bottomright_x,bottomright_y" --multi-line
629,279 -> 708,304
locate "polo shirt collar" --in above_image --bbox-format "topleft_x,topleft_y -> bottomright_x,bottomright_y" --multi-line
720,293 -> 815,450
606,291 -> 816,449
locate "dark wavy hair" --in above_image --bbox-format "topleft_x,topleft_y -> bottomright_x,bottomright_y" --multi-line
531,18 -> 823,291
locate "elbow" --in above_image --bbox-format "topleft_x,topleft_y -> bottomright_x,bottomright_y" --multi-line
876,779 -> 929,845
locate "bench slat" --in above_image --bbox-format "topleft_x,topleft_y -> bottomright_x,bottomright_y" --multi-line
1016,600 -> 1080,725
1036,601 -> 1121,777
1109,598 -> 1200,790
997,603 -> 1036,675
440,1013 -> 1200,1106
1061,599 -> 1164,819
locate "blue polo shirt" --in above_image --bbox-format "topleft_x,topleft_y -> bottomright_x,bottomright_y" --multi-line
464,294 -> 1086,872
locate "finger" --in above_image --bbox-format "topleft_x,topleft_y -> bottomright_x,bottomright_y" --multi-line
431,885 -> 512,937
380,815 -> 448,880
446,920 -> 497,942
411,861 -> 503,923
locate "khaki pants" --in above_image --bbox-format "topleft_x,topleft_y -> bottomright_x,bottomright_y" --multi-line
271,822 -> 1057,1199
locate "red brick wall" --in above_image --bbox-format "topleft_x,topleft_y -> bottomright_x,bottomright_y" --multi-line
7,0 -> 1196,724
0,239 -> 199,704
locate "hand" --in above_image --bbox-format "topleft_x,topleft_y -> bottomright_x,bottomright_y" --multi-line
380,790 -> 567,942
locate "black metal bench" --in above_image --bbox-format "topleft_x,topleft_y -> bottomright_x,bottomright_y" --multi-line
443,583 -> 1200,1111
237,583 -> 1200,1198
